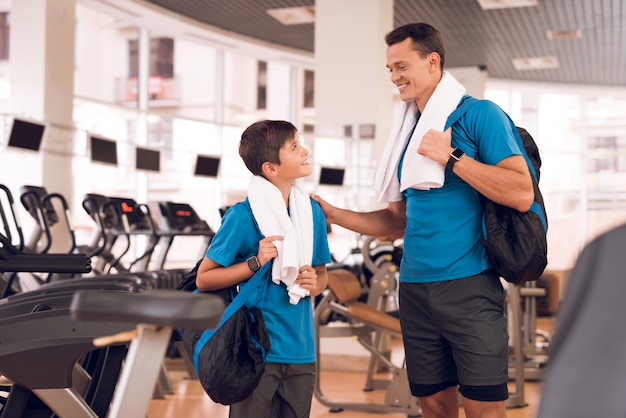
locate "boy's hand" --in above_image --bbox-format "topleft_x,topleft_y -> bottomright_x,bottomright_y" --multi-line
257,235 -> 282,266
296,264 -> 317,292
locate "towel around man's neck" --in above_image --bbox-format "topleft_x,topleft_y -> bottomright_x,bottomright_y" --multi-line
373,72 -> 466,203
247,175 -> 314,304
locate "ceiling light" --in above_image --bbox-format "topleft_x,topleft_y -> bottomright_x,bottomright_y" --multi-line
512,56 -> 559,71
547,29 -> 582,40
267,6 -> 315,25
477,0 -> 538,10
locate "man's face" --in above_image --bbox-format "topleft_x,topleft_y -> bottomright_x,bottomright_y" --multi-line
386,38 -> 437,104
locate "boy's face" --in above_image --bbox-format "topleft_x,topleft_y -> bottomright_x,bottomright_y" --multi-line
275,134 -> 311,180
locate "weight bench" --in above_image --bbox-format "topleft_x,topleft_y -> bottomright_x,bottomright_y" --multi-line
314,269 -> 421,417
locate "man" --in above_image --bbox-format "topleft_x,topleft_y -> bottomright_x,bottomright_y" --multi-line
312,23 -> 533,418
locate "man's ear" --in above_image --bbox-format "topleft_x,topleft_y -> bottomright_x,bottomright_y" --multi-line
428,52 -> 441,69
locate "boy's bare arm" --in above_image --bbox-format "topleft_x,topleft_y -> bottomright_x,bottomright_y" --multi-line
195,256 -> 248,291
196,235 -> 283,291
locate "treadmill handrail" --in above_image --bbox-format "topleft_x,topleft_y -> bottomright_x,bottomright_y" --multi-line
71,289 -> 224,330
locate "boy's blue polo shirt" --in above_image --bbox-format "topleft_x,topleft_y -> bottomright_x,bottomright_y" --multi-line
206,198 -> 331,363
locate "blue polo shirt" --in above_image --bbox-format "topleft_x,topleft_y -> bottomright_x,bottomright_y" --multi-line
399,99 -> 522,283
206,198 -> 331,363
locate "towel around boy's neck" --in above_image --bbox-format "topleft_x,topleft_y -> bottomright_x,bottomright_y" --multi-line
247,175 -> 314,304
373,71 -> 466,203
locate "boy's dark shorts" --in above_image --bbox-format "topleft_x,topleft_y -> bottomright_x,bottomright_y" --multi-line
399,270 -> 509,402
229,362 -> 316,418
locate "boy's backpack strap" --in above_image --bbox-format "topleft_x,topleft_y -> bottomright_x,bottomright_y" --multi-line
192,198 -> 270,371
192,261 -> 271,371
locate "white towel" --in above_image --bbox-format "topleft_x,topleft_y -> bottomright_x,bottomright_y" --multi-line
373,72 -> 466,203
248,175 -> 314,304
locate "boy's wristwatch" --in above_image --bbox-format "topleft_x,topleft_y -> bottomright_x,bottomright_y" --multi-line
446,147 -> 465,170
246,256 -> 260,273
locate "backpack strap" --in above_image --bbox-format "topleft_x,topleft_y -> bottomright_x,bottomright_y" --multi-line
192,262 -> 271,371
444,95 -> 478,130
192,200 -> 270,371
443,95 -> 538,181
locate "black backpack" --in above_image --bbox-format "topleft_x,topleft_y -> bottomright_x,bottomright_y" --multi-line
445,96 -> 548,285
174,203 -> 271,405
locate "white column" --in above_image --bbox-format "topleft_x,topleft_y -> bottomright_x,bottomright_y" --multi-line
314,0 -> 395,367
448,66 -> 488,99
135,28 -> 150,205
314,0 -> 394,157
9,0 -> 76,200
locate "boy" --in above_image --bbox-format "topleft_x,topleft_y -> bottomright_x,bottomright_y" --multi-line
196,119 -> 331,418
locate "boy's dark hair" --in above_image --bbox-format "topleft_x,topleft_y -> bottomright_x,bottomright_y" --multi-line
239,120 -> 298,176
385,23 -> 446,70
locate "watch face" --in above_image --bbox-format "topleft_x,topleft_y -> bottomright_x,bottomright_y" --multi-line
451,148 -> 465,160
247,256 -> 260,272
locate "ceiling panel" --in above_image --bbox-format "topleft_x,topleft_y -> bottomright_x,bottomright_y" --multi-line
144,0 -> 626,86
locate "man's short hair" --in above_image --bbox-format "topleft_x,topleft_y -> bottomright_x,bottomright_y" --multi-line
385,23 -> 446,69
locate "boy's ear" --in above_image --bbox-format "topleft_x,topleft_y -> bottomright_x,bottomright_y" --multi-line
261,161 -> 277,177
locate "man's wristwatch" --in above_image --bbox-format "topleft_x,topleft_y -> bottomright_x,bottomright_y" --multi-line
446,148 -> 466,170
246,255 -> 260,273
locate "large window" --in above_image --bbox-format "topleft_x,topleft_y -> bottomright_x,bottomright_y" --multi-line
304,69 -> 314,108
128,37 -> 175,102
485,83 -> 626,270
0,12 -> 9,60
257,60 -> 267,110
588,136 -> 626,172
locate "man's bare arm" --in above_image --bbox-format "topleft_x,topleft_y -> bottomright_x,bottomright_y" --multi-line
311,195 -> 406,238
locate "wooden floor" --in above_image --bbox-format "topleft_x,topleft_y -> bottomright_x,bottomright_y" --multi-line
148,365 -> 543,418
148,317 -> 553,418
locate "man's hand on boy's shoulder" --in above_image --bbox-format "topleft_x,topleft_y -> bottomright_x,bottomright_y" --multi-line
310,194 -> 335,224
